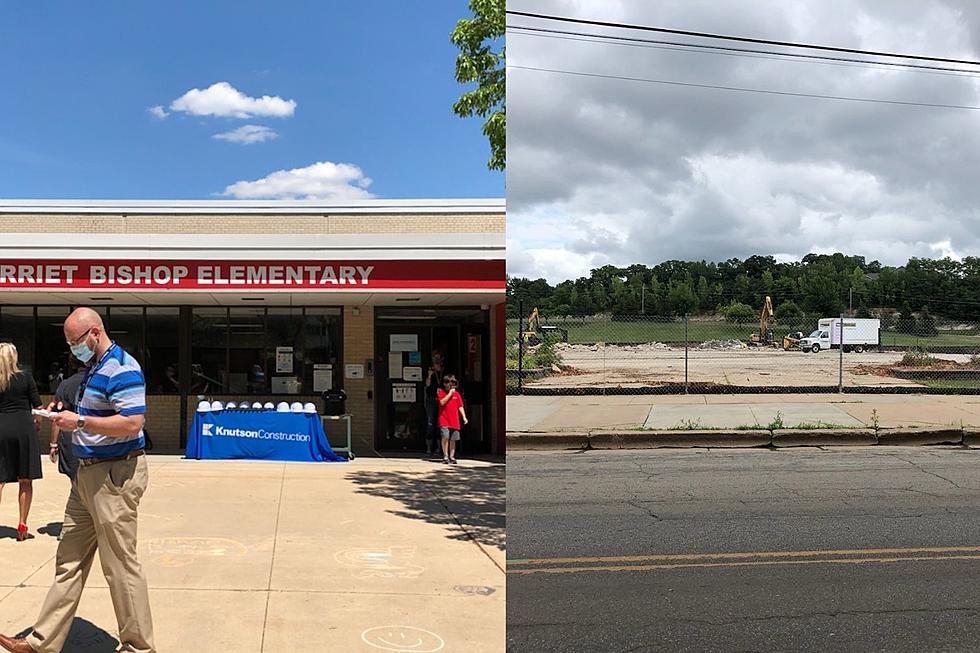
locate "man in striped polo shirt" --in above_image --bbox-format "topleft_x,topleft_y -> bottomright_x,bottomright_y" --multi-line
0,308 -> 154,653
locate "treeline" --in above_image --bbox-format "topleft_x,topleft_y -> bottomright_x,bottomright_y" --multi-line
507,253 -> 980,322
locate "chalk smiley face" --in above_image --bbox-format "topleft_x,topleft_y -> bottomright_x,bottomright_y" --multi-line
361,626 -> 445,652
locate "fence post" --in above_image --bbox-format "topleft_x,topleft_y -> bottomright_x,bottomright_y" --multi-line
517,300 -> 525,395
838,313 -> 844,393
684,313 -> 690,394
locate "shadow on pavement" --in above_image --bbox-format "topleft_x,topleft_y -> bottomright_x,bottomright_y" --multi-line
37,522 -> 63,538
346,464 -> 505,551
15,618 -> 118,652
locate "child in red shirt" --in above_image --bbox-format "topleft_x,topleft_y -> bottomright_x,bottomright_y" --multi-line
437,374 -> 468,464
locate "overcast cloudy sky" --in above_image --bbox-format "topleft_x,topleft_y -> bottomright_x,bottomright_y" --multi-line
507,0 -> 980,282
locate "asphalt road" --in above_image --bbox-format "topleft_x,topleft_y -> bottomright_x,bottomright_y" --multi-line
507,447 -> 980,652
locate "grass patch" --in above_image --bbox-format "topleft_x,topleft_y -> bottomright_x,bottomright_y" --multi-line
670,418 -> 705,430
507,319 -> 980,347
919,379 -> 980,389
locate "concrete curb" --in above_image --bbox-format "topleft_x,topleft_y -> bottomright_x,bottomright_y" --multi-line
772,429 -> 877,447
963,429 -> 980,448
588,430 -> 771,449
506,433 -> 590,450
507,427 -> 980,450
876,428 -> 963,446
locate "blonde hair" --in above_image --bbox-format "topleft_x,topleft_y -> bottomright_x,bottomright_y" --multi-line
0,342 -> 19,393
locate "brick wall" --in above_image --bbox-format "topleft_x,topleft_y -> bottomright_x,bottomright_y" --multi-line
0,213 -> 504,234
146,395 -> 181,452
342,306 -> 375,445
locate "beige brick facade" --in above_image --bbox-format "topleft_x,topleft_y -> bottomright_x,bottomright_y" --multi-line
342,306 -> 376,445
0,214 -> 504,234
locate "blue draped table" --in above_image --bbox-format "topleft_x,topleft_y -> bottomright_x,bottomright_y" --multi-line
187,410 -> 347,462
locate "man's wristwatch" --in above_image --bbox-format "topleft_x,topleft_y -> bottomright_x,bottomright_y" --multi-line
76,416 -> 86,431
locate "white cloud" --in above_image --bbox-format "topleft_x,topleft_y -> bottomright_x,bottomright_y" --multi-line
219,161 -> 375,200
147,105 -> 169,119
508,0 -> 980,282
212,124 -> 278,145
170,82 -> 296,119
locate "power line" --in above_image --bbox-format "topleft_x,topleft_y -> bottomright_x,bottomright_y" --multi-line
506,10 -> 980,67
507,25 -> 980,78
508,64 -> 980,111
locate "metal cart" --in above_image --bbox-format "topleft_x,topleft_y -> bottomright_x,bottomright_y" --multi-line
321,414 -> 354,460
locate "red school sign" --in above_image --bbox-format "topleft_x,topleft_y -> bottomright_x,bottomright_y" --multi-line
0,259 -> 506,291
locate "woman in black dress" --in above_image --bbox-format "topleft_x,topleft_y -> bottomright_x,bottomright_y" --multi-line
0,342 -> 43,541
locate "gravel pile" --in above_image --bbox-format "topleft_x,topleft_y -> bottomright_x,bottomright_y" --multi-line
698,339 -> 748,350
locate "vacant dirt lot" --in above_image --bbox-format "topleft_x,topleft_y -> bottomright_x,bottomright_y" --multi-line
529,346 -> 972,388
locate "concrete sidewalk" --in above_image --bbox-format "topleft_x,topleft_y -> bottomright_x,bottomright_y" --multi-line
508,394 -> 980,432
0,455 -> 504,652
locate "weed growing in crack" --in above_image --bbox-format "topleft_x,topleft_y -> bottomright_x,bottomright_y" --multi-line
671,418 -> 703,431
767,411 -> 785,431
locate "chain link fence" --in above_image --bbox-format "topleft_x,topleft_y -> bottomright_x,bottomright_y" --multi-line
507,303 -> 980,395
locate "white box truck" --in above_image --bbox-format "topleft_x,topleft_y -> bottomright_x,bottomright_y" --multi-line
798,318 -> 880,353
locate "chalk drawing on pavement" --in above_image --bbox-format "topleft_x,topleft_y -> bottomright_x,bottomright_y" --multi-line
146,537 -> 249,568
334,546 -> 425,579
361,626 -> 445,652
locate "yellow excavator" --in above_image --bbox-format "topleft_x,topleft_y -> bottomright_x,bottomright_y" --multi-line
518,308 -> 568,346
749,296 -> 801,350
749,296 -> 776,347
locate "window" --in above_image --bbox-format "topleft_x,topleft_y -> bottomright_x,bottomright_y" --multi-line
228,308 -> 266,394
0,307 -> 35,379
146,308 -> 179,393
107,306 -> 145,369
36,307 -> 69,393
303,308 -> 342,392
266,308 -> 303,394
191,308 -> 227,396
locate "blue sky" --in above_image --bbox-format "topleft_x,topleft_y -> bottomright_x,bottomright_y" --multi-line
0,1 -> 501,200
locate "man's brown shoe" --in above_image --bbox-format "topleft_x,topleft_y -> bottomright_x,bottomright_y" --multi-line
0,633 -> 35,653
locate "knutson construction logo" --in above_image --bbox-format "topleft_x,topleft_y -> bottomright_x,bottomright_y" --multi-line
201,422 -> 311,443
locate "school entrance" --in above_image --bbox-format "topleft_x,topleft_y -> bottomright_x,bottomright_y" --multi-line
374,307 -> 492,454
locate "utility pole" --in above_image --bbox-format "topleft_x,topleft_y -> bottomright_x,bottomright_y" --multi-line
641,285 -> 645,314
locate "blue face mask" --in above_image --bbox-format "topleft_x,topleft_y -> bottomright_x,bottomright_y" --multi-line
70,331 -> 96,364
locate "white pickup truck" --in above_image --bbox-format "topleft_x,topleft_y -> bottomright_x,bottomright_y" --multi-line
798,318 -> 880,353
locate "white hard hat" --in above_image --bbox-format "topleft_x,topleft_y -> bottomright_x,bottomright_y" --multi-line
197,400 -> 211,412
290,401 -> 304,413
225,401 -> 237,409
239,401 -> 252,409
303,402 -> 317,414
276,402 -> 290,412
210,400 -> 224,411
263,402 -> 275,410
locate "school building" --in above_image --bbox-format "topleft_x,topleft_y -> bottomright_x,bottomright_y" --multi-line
0,199 -> 506,455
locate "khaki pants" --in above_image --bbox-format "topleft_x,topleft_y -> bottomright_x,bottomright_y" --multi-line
28,456 -> 154,653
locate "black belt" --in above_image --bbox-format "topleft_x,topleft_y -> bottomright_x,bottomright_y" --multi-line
79,449 -> 145,467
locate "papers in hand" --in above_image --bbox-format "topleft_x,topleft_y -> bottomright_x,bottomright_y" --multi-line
32,409 -> 55,419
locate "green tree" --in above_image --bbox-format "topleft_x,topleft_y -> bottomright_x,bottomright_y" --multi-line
667,280 -> 698,315
451,0 -> 505,170
775,300 -> 804,330
724,301 -> 756,325
896,302 -> 917,334
918,306 -> 938,337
